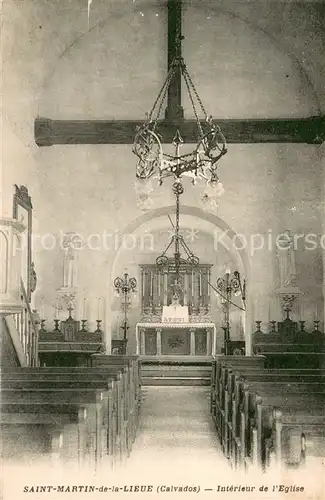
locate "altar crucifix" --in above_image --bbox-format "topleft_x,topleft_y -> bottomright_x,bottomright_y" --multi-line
34,0 -> 324,147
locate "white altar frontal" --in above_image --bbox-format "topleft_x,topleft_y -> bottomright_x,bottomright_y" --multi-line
136,321 -> 216,356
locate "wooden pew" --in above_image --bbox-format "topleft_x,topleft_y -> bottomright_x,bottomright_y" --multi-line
2,362 -> 140,462
212,360 -> 325,471
223,379 -> 325,471
264,406 -> 325,470
254,343 -> 325,353
1,378 -> 118,462
1,367 -> 127,463
213,364 -> 325,419
0,388 -> 108,469
91,355 -> 141,413
240,391 -> 325,471
262,352 -> 325,369
91,355 -> 142,451
211,356 -> 265,415
0,404 -> 86,466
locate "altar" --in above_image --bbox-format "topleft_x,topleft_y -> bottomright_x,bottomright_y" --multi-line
136,322 -> 216,356
137,263 -> 216,357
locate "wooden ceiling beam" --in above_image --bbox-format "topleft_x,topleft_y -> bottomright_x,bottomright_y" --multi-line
35,116 -> 325,146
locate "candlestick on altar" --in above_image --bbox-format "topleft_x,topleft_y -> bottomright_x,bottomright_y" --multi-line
239,315 -> 244,339
255,321 -> 262,332
40,297 -> 45,319
83,298 -> 87,319
97,298 -> 101,320
95,320 -> 102,333
80,320 -> 87,332
55,299 -> 59,319
299,303 -> 304,321
270,320 -> 277,333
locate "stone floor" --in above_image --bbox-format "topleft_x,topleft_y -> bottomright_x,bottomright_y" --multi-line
121,386 -> 230,482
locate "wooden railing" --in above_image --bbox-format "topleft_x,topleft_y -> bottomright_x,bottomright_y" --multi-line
12,279 -> 39,366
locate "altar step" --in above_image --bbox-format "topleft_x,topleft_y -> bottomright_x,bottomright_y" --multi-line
141,376 -> 210,386
141,360 -> 212,386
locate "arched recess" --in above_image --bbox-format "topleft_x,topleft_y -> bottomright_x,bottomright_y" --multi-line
107,206 -> 253,355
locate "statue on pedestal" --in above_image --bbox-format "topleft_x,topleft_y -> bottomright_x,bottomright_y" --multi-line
61,233 -> 83,289
63,245 -> 76,288
276,230 -> 297,288
276,230 -> 302,317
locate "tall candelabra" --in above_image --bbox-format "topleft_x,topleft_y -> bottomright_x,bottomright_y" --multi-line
216,269 -> 246,355
114,272 -> 137,352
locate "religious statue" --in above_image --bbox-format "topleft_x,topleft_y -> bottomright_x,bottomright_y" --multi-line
30,262 -> 37,293
62,233 -> 82,289
171,291 -> 181,306
63,245 -> 75,288
276,230 -> 297,288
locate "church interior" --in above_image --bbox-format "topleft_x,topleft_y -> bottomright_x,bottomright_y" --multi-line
1,0 -> 325,494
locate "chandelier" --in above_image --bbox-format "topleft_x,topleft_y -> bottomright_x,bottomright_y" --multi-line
155,178 -> 199,297
133,16 -> 228,294
133,28 -> 227,210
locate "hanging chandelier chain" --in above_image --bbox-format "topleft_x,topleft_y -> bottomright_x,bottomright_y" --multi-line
174,186 -> 180,279
182,70 -> 204,137
147,66 -> 174,125
155,67 -> 175,123
175,189 -> 180,243
182,66 -> 207,118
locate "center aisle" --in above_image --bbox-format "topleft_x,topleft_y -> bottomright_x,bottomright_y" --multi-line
121,386 -> 230,481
